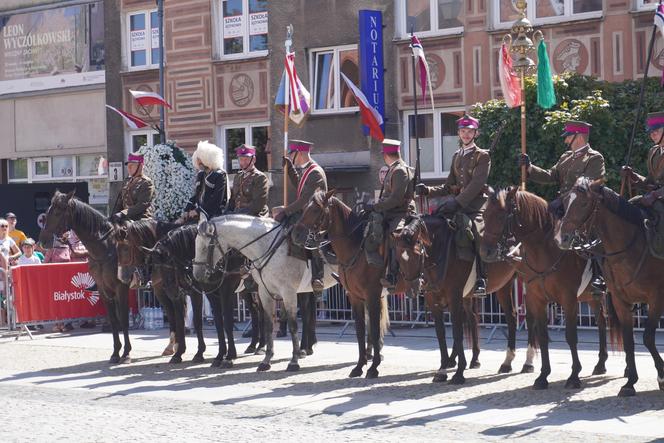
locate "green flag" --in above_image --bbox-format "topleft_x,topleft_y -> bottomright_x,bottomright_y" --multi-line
537,40 -> 556,109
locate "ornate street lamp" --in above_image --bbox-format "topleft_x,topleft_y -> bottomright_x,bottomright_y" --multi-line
503,0 -> 542,190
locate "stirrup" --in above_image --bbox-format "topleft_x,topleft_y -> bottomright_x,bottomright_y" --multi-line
380,275 -> 396,289
473,279 -> 487,297
365,252 -> 383,268
312,279 -> 325,293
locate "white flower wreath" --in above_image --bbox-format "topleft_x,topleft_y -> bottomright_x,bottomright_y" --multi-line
138,141 -> 195,221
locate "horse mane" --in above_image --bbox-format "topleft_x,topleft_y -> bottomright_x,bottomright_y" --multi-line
126,219 -> 181,247
576,177 -> 644,227
68,198 -> 112,235
312,191 -> 365,242
159,224 -> 198,261
493,188 -> 551,231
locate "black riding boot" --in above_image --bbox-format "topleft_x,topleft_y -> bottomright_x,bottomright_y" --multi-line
474,253 -> 487,297
310,254 -> 325,297
590,258 -> 606,297
380,249 -> 399,290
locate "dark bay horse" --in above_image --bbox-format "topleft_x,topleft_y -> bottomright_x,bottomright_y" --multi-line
293,191 -> 390,378
481,187 -> 609,390
556,177 -> 664,396
39,191 -> 132,363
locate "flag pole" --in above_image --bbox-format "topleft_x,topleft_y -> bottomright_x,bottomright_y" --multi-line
283,25 -> 293,207
410,28 -> 424,214
621,0 -> 661,197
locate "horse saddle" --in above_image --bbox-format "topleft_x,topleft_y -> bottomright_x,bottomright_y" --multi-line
643,201 -> 664,260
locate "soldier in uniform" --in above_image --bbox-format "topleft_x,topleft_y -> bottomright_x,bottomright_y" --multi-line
272,140 -> 327,294
181,140 -> 229,221
365,139 -> 416,289
416,114 -> 490,295
518,120 -> 607,294
111,152 -> 154,222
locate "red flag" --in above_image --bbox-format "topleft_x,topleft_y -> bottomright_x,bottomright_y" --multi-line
129,90 -> 172,109
105,105 -> 149,129
499,43 -> 522,108
340,73 -> 384,142
410,34 -> 435,110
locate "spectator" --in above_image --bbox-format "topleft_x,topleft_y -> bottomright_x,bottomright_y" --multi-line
44,231 -> 73,332
0,218 -> 21,264
17,238 -> 41,265
67,231 -> 88,262
6,213 -> 27,251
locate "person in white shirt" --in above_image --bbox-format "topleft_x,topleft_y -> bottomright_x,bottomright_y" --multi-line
17,238 -> 41,266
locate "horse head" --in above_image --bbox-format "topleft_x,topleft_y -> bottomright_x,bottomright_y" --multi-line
193,212 -> 225,284
292,189 -> 335,248
480,186 -> 518,262
39,189 -> 76,248
555,176 -> 604,250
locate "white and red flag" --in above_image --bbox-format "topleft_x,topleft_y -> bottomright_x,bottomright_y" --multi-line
129,90 -> 172,109
274,52 -> 311,125
499,43 -> 522,108
410,34 -> 435,110
105,105 -> 149,129
340,73 -> 384,142
654,3 -> 664,86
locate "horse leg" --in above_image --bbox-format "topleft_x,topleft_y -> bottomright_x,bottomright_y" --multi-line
521,308 -> 536,373
207,293 -> 225,368
304,292 -> 318,355
190,292 -> 206,363
533,310 -> 551,390
221,288 -> 237,367
169,293 -> 187,364
563,302 -> 582,389
298,292 -> 310,358
615,299 -> 638,396
117,287 -> 132,364
256,296 -> 275,372
466,299 -> 481,369
350,300 -> 367,378
284,294 -> 301,372
243,293 -> 259,354
449,292 -> 467,385
102,295 -> 122,364
432,303 -> 449,382
497,283 -> 517,374
642,301 -> 664,392
156,286 -> 177,356
366,292 -> 384,379
590,298 -> 608,375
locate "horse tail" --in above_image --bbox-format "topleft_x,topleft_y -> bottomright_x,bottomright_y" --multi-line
606,292 -> 624,352
380,295 -> 390,338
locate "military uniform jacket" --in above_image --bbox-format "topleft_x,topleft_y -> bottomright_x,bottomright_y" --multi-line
284,161 -> 327,216
429,145 -> 491,214
228,167 -> 269,217
114,175 -> 154,220
529,145 -> 605,194
633,145 -> 664,192
374,159 -> 416,218
184,169 -> 228,218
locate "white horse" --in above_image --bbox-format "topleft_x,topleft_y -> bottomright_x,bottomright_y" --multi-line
193,213 -> 337,372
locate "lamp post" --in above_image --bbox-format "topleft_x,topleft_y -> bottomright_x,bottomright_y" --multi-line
503,0 -> 542,190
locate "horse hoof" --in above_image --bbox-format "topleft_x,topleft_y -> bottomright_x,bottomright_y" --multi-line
254,348 -> 266,356
109,355 -> 120,364
298,350 -> 307,358
449,374 -> 465,385
469,361 -> 481,369
446,359 -> 457,369
169,355 -> 183,364
618,386 -> 636,397
366,368 -> 379,379
210,359 -> 222,368
533,378 -> 549,390
119,356 -> 131,365
432,373 -> 448,383
305,348 -> 314,356
220,360 -> 233,369
521,364 -> 535,374
161,348 -> 175,356
592,365 -> 607,376
286,363 -> 300,372
498,364 -> 512,374
257,363 -> 271,372
244,346 -> 256,354
349,367 -> 363,378
565,377 -> 582,389
191,354 -> 205,364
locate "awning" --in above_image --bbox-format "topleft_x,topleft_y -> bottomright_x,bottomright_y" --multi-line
313,151 -> 370,172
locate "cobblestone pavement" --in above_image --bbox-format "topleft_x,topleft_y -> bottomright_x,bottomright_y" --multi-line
0,325 -> 663,442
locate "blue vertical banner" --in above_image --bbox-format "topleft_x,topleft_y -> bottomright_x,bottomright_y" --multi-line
359,10 -> 385,135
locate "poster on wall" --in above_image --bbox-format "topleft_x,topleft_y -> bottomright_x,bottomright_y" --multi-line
223,14 -> 244,38
0,2 -> 105,94
249,12 -> 268,35
130,29 -> 146,51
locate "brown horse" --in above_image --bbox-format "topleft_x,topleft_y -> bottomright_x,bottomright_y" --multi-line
293,190 -> 389,378
39,191 -> 132,364
556,177 -> 664,396
481,187 -> 609,390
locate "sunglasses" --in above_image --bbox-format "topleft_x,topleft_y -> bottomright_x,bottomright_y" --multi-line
0,225 -> 7,228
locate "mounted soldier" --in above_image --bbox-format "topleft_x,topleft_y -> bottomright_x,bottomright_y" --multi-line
416,114 -> 489,296
180,140 -> 229,221
272,140 -> 327,295
364,139 -> 416,289
518,120 -> 607,295
621,112 -> 664,258
111,153 -> 154,222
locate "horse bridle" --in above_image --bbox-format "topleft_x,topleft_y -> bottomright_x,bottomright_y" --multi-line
559,186 -> 601,250
483,198 -> 522,261
295,201 -> 332,250
193,221 -> 229,282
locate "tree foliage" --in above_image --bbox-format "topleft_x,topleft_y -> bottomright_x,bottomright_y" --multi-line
471,73 -> 664,200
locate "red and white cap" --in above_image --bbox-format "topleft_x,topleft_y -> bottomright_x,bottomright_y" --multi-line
456,114 -> 479,129
236,144 -> 256,157
288,140 -> 314,153
125,153 -> 144,164
561,121 -> 591,137
382,139 -> 401,154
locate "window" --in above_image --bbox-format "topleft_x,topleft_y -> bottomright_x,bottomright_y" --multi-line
218,0 -> 268,58
127,10 -> 160,69
220,122 -> 269,173
127,130 -> 160,155
638,0 -> 658,9
77,154 -> 108,178
493,0 -> 602,28
310,45 -> 359,114
8,159 -> 27,181
52,156 -> 74,179
397,0 -> 463,38
32,158 -> 51,180
403,110 -> 463,179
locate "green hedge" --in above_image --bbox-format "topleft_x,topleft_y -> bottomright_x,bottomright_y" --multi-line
471,73 -> 664,200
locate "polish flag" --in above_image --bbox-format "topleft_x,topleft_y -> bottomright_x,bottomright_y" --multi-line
499,43 -> 522,108
340,73 -> 384,142
129,90 -> 172,109
410,34 -> 435,110
105,105 -> 149,129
